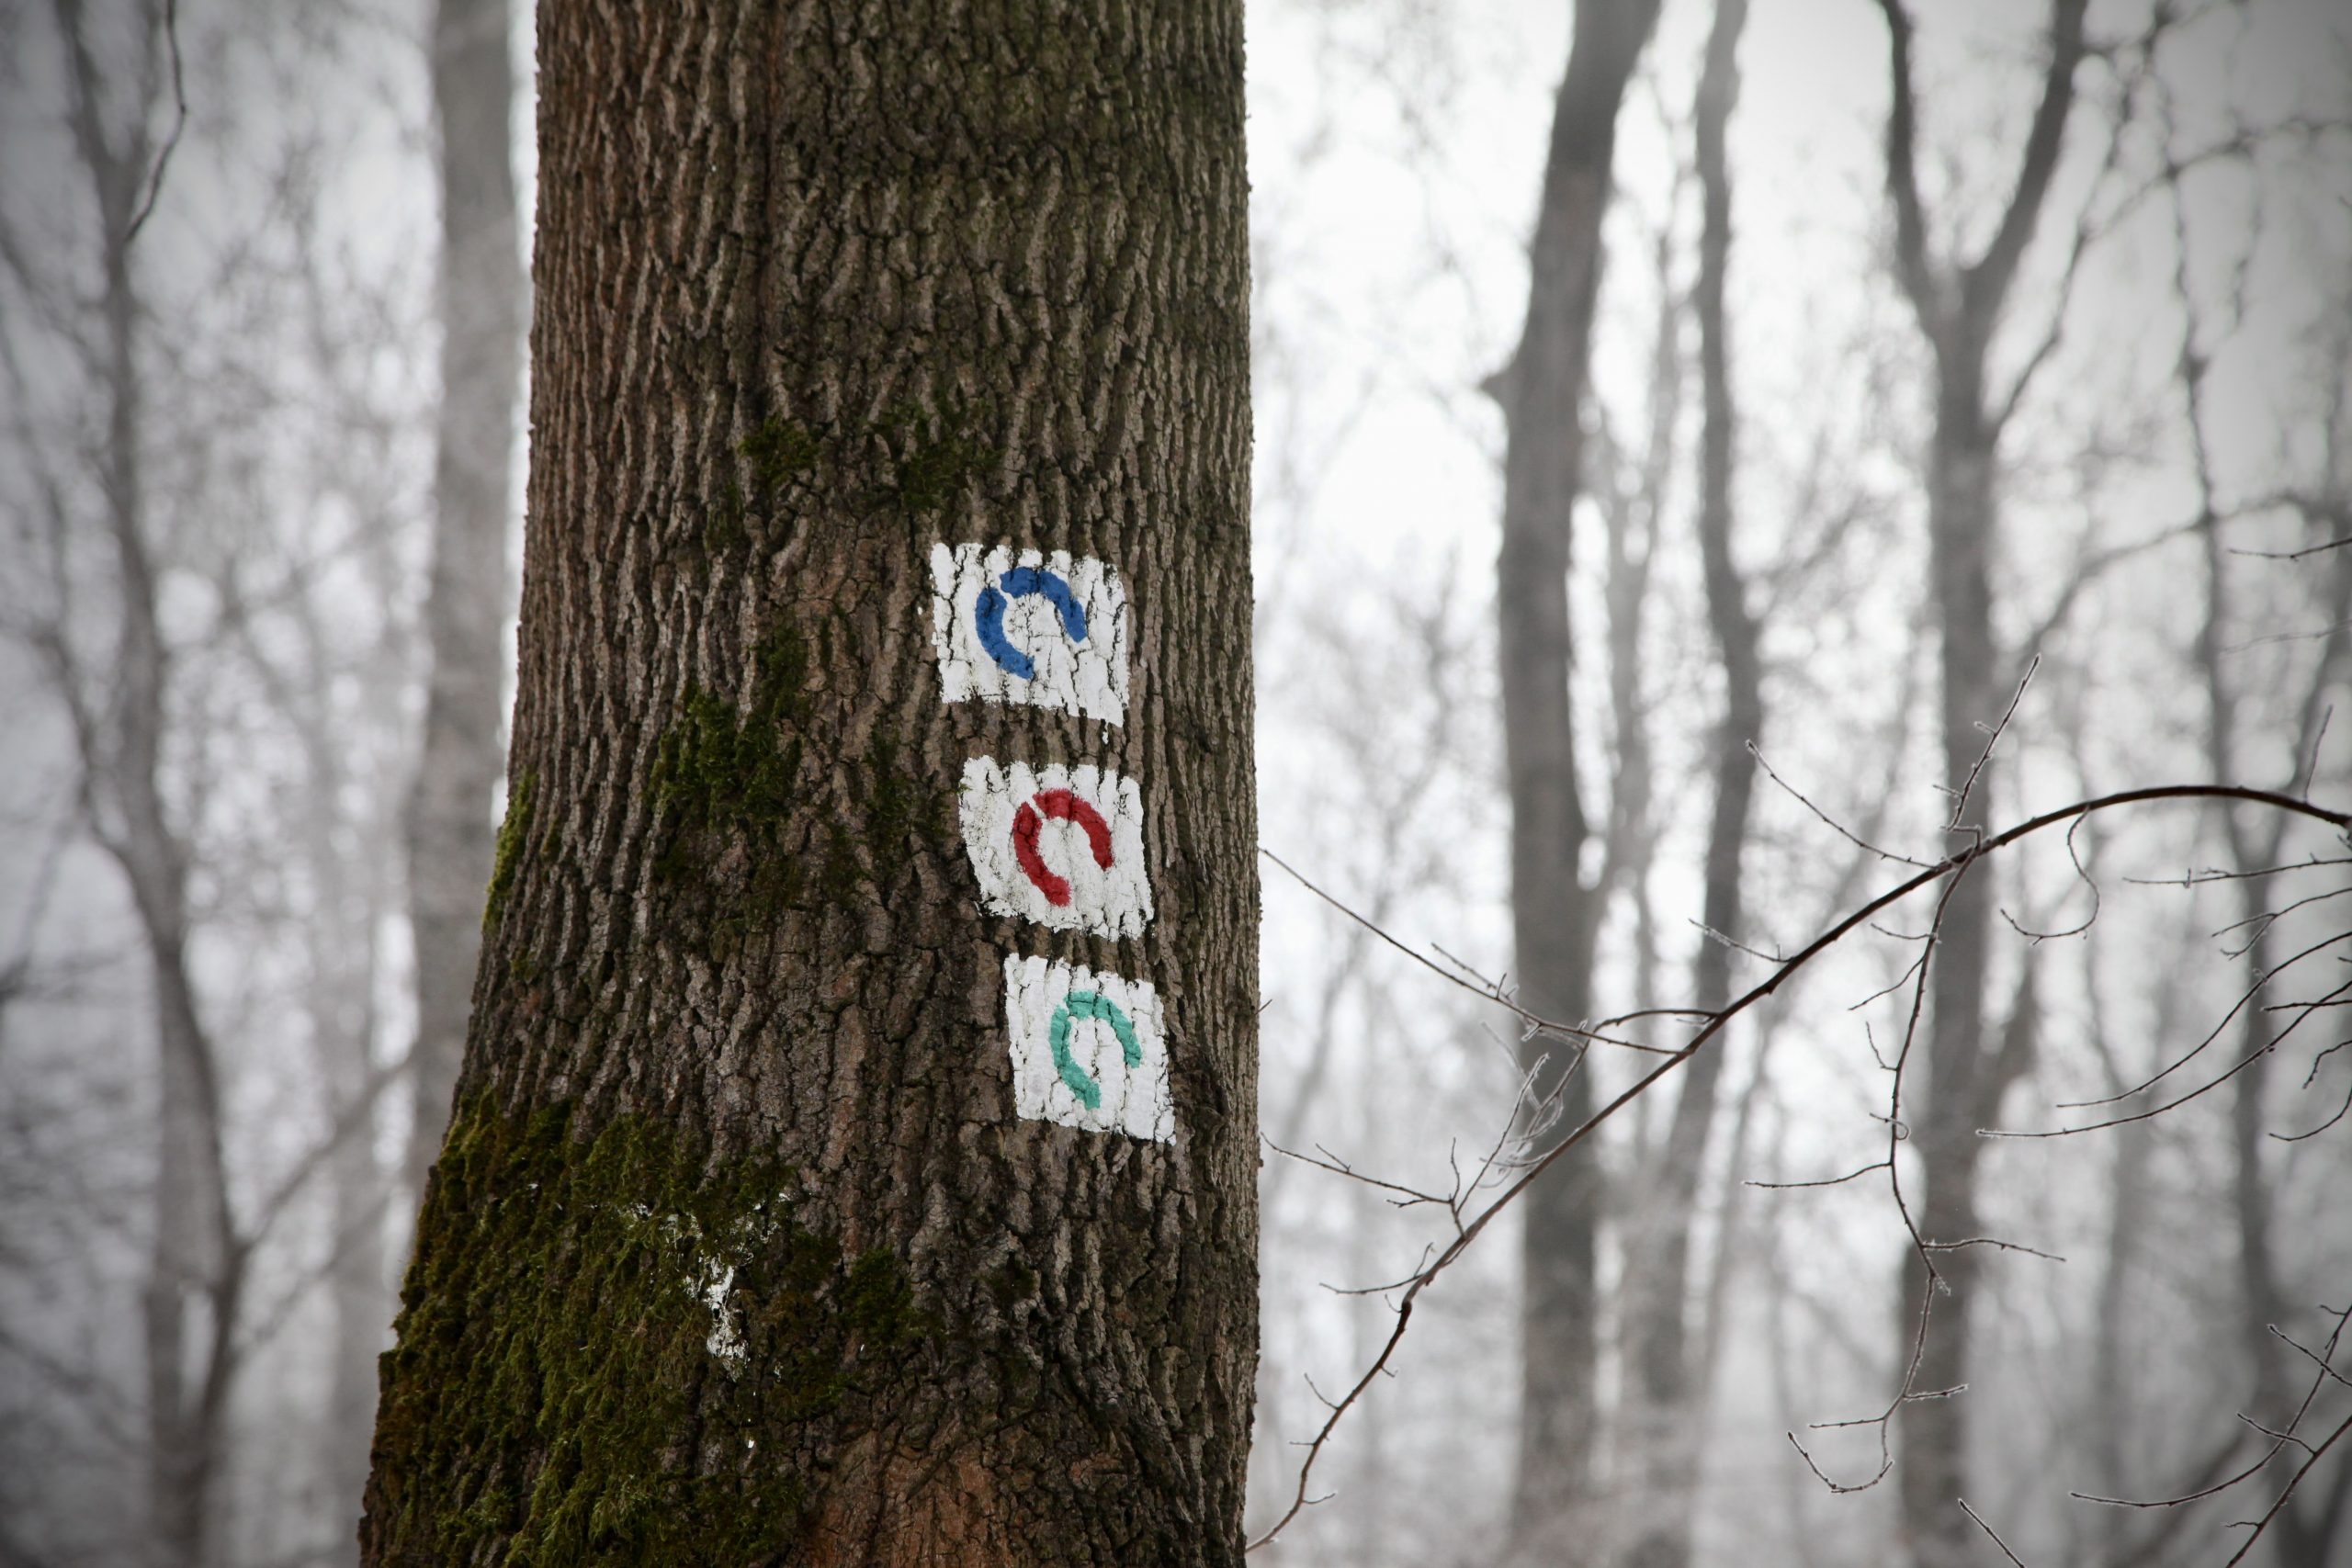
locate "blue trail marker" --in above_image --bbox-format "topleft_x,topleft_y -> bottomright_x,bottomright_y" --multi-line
928,543 -> 1130,724
975,567 -> 1089,680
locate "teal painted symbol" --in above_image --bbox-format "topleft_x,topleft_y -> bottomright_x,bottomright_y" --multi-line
1048,990 -> 1142,1111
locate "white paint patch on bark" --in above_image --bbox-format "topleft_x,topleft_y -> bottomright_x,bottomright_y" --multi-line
697,1258 -> 746,1368
958,756 -> 1153,937
619,1204 -> 753,1371
929,541 -> 1131,723
1002,953 -> 1173,1143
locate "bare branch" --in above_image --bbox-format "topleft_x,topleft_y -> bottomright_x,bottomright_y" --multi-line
1260,846 -> 1677,1055
1248,781 -> 2349,1551
1961,1497 -> 2033,1567
1873,0 -> 1942,328
1961,0 -> 2092,328
1751,741 -> 1934,869
122,0 -> 186,248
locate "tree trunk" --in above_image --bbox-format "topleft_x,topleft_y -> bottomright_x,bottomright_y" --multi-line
361,5 -> 1258,1564
2197,496 -> 2352,1567
1872,6 -> 2086,1562
52,1 -> 242,1559
404,0 -> 525,1209
301,784 -> 390,1551
325,1055 -> 388,1542
1494,0 -> 1660,1551
1896,369 -> 2000,1568
1617,3 -> 1753,1562
2083,948 -> 2157,1511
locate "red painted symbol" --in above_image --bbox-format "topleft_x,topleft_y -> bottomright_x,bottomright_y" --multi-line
1011,789 -> 1115,907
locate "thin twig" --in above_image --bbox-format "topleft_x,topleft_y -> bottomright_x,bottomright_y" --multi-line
1960,1498 -> 2031,1566
1246,782 -> 2349,1551
1260,846 -> 1676,1055
123,0 -> 186,248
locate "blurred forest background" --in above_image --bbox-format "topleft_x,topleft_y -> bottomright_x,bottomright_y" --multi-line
3,0 -> 2349,1565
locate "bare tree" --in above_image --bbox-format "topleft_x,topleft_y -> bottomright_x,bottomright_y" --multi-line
2177,166 -> 2352,1564
1871,4 -> 2092,1561
10,3 -> 243,1559
403,0 -> 523,1213
1488,0 -> 1664,1549
1616,4 -> 1757,1563
2,4 -> 445,1559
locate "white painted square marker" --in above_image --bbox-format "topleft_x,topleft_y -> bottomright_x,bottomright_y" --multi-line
958,756 -> 1153,939
929,542 -> 1131,724
1001,954 -> 1172,1142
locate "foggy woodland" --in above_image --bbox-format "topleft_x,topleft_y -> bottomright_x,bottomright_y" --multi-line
2,0 -> 2349,1564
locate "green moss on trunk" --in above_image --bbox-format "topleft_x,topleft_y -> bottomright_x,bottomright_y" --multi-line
481,771 -> 537,933
369,1097 -> 931,1566
648,624 -> 813,922
371,0 -> 1261,1556
649,623 -> 946,935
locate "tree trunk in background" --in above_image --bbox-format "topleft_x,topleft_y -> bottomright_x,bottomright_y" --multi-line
52,1 -> 243,1559
1874,6 -> 2086,1564
404,0 -> 524,1209
324,1013 -> 387,1543
1898,353 -> 2002,1568
1616,3 -> 1753,1562
361,3 -> 1258,1562
297,762 -> 390,1550
1494,0 -> 1660,1552
2083,939 -> 2160,1510
2199,502 -> 2352,1566
1593,220 -> 1675,1040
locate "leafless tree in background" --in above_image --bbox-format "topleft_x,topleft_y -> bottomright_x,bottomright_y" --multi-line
4,2 -> 2348,1564
4,4 -> 241,1556
1,2 -> 435,1561
1490,0 -> 1663,1551
2173,139 -> 2352,1564
403,0 -> 520,1216
1615,5 -> 1757,1564
1250,9 -> 2352,1562
1871,5 -> 2093,1562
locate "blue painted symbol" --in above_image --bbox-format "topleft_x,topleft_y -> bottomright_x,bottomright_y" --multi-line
975,567 -> 1088,680
1049,990 -> 1141,1111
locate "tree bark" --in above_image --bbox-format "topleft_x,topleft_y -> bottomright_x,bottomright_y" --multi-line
1616,3 -> 1753,1562
362,5 -> 1257,1564
1494,0 -> 1660,1551
1872,6 -> 2087,1564
404,0 -> 525,1211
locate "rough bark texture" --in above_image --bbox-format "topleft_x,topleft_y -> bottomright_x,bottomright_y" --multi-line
361,5 -> 1258,1564
1494,0 -> 1660,1551
1874,5 -> 2086,1564
1616,3 -> 1753,1562
404,0 -> 525,1210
